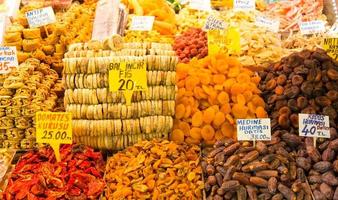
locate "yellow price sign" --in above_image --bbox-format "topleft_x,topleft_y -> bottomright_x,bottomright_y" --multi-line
208,27 -> 240,56
109,61 -> 148,105
36,112 -> 72,162
323,38 -> 338,60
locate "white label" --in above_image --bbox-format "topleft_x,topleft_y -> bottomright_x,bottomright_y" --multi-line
299,20 -> 325,35
255,15 -> 280,33
203,15 -> 226,30
25,7 -> 56,28
130,16 -> 155,31
0,47 -> 18,74
299,114 -> 330,138
189,0 -> 211,11
237,119 -> 271,141
234,0 -> 255,11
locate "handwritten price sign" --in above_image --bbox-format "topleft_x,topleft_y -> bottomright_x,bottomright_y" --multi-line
237,118 -> 271,141
26,6 -> 56,28
36,112 -> 72,162
299,114 -> 330,138
0,47 -> 18,74
109,61 -> 148,105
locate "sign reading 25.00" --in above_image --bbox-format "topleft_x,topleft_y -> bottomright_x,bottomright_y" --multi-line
109,61 -> 148,105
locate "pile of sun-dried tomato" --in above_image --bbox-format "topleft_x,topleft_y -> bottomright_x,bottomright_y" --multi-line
3,144 -> 105,200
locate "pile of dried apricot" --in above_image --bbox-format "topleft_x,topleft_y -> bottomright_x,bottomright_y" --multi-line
172,53 -> 267,144
104,139 -> 203,199
173,28 -> 208,63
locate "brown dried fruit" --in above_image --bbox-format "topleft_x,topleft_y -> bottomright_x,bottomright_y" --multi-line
277,183 -> 295,200
313,161 -> 332,173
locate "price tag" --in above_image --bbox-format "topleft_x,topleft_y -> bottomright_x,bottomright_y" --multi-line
255,15 -> 280,33
208,27 -> 240,55
237,119 -> 271,141
36,112 -> 73,162
109,61 -> 148,105
299,114 -> 330,138
189,0 -> 212,11
299,20 -> 325,35
130,16 -> 155,31
203,15 -> 226,30
234,0 -> 255,11
0,47 -> 18,74
25,7 -> 56,28
323,38 -> 338,60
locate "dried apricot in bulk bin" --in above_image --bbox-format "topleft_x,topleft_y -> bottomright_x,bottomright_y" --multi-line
172,53 -> 267,144
104,139 -> 203,199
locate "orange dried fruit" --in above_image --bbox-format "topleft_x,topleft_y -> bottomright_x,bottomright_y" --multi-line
221,122 -> 234,138
228,66 -> 240,77
230,83 -> 246,95
231,104 -> 248,119
251,75 -> 261,84
215,130 -> 223,140
213,74 -> 226,85
175,104 -> 185,119
243,91 -> 253,102
217,92 -> 230,104
252,95 -> 265,107
201,125 -> 215,141
190,127 -> 202,140
223,78 -> 236,92
184,105 -> 192,118
191,111 -> 203,127
203,108 -> 215,124
171,129 -> 185,143
178,121 -> 190,137
185,137 -> 200,145
220,103 -> 231,114
275,85 -> 284,95
255,106 -> 267,118
237,94 -> 246,106
185,76 -> 200,91
236,73 -> 251,83
213,112 -> 225,127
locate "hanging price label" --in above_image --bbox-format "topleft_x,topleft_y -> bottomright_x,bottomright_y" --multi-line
255,15 -> 280,33
189,0 -> 212,11
25,6 -> 56,28
109,61 -> 148,105
0,47 -> 18,74
130,16 -> 155,31
208,27 -> 240,56
237,118 -> 271,141
203,15 -> 226,30
299,114 -> 330,138
323,38 -> 338,60
233,0 -> 255,11
299,20 -> 325,35
36,112 -> 73,162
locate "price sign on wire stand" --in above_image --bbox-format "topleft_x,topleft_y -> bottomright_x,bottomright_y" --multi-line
36,112 -> 73,162
109,61 -> 148,105
233,0 -> 255,11
25,7 -> 56,28
255,15 -> 280,33
203,15 -> 226,30
130,16 -> 155,31
323,38 -> 338,60
299,114 -> 330,147
0,47 -> 18,74
237,118 -> 271,147
299,20 -> 325,35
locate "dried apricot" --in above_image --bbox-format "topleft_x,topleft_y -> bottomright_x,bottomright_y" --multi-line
220,103 -> 231,114
178,121 -> 190,137
217,92 -> 230,104
213,74 -> 226,85
236,73 -> 251,83
230,83 -> 246,95
255,106 -> 267,118
231,104 -> 248,119
203,108 -> 215,124
237,94 -> 246,106
191,111 -> 203,127
221,122 -> 234,138
175,104 -> 185,119
190,127 -> 202,140
171,129 -> 185,143
201,125 -> 215,141
213,112 -> 225,127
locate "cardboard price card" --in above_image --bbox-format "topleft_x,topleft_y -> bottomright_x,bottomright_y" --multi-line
130,16 -> 155,31
25,6 -> 56,28
0,47 -> 18,74
203,15 -> 226,30
36,112 -> 73,162
234,0 -> 255,11
109,61 -> 148,105
189,0 -> 212,11
299,114 -> 330,138
255,15 -> 280,33
299,20 -> 325,35
237,119 -> 271,141
323,38 -> 338,60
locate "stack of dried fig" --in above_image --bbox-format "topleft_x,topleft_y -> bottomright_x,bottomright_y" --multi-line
203,130 -> 338,200
259,49 -> 338,132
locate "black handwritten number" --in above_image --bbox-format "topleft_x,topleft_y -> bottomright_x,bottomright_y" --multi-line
118,79 -> 135,90
55,131 -> 61,139
42,130 -> 53,139
61,132 -> 67,139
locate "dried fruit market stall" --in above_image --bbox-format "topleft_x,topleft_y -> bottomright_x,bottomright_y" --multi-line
0,0 -> 338,199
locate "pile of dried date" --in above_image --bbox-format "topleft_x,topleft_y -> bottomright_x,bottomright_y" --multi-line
202,131 -> 338,200
259,49 -> 338,132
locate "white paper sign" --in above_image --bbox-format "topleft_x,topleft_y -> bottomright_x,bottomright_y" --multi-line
234,0 -> 255,11
189,0 -> 212,11
130,16 -> 155,31
299,20 -> 325,35
203,15 -> 226,30
299,114 -> 330,138
237,119 -> 271,141
0,47 -> 18,74
255,15 -> 280,33
25,7 -> 56,28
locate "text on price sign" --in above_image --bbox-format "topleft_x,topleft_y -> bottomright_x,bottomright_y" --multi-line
237,118 -> 271,141
299,114 -> 330,138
